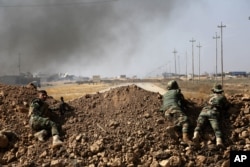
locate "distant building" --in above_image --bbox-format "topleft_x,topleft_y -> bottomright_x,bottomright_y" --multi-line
92,75 -> 101,83
227,71 -> 247,77
0,75 -> 41,87
162,72 -> 174,78
117,75 -> 127,80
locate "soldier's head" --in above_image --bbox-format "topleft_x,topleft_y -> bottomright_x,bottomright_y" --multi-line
167,80 -> 179,90
38,90 -> 48,101
211,84 -> 223,93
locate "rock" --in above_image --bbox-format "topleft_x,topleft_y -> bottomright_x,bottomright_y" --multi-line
89,140 -> 103,153
159,159 -> 169,167
150,159 -> 160,167
168,156 -> 182,167
50,159 -> 63,167
196,155 -> 206,165
0,133 -> 8,148
221,160 -> 230,167
241,131 -> 249,138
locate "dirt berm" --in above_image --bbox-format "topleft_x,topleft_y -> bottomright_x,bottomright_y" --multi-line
0,83 -> 249,166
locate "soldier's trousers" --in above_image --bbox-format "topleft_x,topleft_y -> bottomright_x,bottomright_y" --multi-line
165,108 -> 189,133
194,108 -> 221,138
29,116 -> 59,136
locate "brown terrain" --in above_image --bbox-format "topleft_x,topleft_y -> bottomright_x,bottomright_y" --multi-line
0,79 -> 250,167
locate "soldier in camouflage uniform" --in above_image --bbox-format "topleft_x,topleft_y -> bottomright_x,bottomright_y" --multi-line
29,90 -> 63,148
192,84 -> 230,147
161,80 -> 192,144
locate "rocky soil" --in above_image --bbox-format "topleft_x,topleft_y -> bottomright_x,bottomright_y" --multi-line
0,82 -> 249,167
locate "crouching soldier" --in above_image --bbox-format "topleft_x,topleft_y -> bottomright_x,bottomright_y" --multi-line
29,90 -> 63,148
161,80 -> 192,145
193,84 -> 230,147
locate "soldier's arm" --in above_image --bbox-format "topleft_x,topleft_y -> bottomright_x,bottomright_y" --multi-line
223,96 -> 231,110
28,100 -> 41,117
48,105 -> 60,112
178,92 -> 189,111
218,96 -> 231,118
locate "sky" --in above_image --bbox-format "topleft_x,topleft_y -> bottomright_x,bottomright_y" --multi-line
0,0 -> 249,78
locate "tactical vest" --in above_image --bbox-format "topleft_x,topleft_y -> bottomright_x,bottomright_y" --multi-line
161,89 -> 183,111
206,94 -> 227,110
29,98 -> 49,117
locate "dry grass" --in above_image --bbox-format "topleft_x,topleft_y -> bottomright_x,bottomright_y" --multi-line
42,82 -> 112,101
42,78 -> 250,102
156,78 -> 250,99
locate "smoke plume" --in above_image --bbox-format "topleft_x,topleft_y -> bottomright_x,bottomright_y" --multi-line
0,0 -> 186,77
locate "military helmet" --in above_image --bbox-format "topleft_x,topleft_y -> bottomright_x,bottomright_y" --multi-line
38,90 -> 47,95
211,84 -> 223,93
167,80 -> 179,90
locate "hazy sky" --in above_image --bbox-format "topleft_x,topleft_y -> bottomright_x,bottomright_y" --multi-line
0,0 -> 249,78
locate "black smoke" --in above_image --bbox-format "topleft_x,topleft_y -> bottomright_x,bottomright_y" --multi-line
0,0 -> 187,77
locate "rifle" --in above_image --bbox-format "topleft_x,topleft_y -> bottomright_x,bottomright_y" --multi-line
59,97 -> 65,115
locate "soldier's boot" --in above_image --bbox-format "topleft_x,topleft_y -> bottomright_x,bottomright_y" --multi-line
216,137 -> 224,147
34,130 -> 47,142
52,135 -> 63,148
182,133 -> 192,145
192,131 -> 200,143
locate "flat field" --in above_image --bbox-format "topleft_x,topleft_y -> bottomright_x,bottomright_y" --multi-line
42,77 -> 250,102
43,82 -> 113,101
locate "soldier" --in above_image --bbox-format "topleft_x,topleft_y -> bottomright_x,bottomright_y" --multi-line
192,84 -> 230,147
29,90 -> 63,148
161,80 -> 192,144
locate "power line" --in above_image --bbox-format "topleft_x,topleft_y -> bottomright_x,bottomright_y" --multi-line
196,42 -> 202,81
18,53 -> 21,75
178,55 -> 180,75
173,49 -> 177,76
185,51 -> 188,79
213,32 -> 220,80
218,22 -> 226,86
189,38 -> 196,81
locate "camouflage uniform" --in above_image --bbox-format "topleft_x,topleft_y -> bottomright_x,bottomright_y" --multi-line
161,89 -> 189,133
161,80 -> 191,144
193,84 -> 230,146
29,98 -> 60,136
